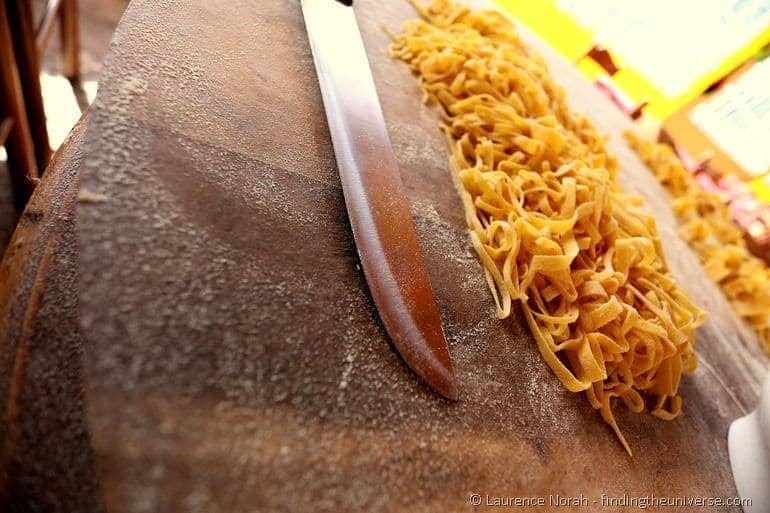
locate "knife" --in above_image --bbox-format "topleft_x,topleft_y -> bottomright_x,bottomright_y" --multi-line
300,0 -> 458,399
728,374 -> 770,512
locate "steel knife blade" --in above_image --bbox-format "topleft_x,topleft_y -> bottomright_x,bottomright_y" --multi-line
300,0 -> 457,399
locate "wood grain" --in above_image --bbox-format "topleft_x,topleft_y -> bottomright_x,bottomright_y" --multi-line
9,0 -> 762,511
0,0 -> 38,207
0,115 -> 103,512
5,0 -> 52,172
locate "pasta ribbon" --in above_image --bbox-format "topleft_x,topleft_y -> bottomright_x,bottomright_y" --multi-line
390,0 -> 704,455
626,132 -> 770,351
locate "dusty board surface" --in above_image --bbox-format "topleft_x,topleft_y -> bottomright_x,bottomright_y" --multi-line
0,117 -> 103,512
77,1 -> 768,511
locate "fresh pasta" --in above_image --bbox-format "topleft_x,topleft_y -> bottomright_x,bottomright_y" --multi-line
390,0 -> 704,455
626,132 -> 770,349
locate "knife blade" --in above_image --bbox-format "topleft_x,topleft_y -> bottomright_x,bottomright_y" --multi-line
300,0 -> 458,399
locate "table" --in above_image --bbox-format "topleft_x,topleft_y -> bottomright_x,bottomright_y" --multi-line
1,1 -> 768,512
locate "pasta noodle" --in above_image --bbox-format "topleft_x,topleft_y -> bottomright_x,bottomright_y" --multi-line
389,0 -> 704,455
626,132 -> 770,349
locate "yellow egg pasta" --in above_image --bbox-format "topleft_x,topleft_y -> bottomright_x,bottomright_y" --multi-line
390,0 -> 704,455
626,132 -> 770,349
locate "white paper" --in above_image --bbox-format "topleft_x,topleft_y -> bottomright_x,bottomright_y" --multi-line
556,0 -> 770,98
690,58 -> 770,177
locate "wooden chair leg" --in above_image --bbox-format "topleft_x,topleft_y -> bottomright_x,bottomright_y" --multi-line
0,0 -> 38,208
60,0 -> 79,80
5,0 -> 51,173
0,118 -> 12,146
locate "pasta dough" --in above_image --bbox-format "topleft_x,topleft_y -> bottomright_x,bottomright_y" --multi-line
390,0 -> 704,455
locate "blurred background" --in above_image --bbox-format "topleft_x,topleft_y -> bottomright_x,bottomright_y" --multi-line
0,0 -> 128,255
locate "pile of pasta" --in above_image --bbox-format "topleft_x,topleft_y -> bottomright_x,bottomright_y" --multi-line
626,133 -> 770,349
390,0 -> 704,455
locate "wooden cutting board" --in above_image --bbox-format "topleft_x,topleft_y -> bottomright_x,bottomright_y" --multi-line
69,0 -> 768,511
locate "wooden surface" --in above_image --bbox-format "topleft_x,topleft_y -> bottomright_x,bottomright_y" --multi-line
5,0 -> 52,172
0,0 -> 38,207
0,115 -> 103,512
4,0 -> 766,511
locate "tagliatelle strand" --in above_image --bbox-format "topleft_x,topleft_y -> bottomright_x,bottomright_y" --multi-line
389,0 -> 704,456
625,132 -> 770,350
